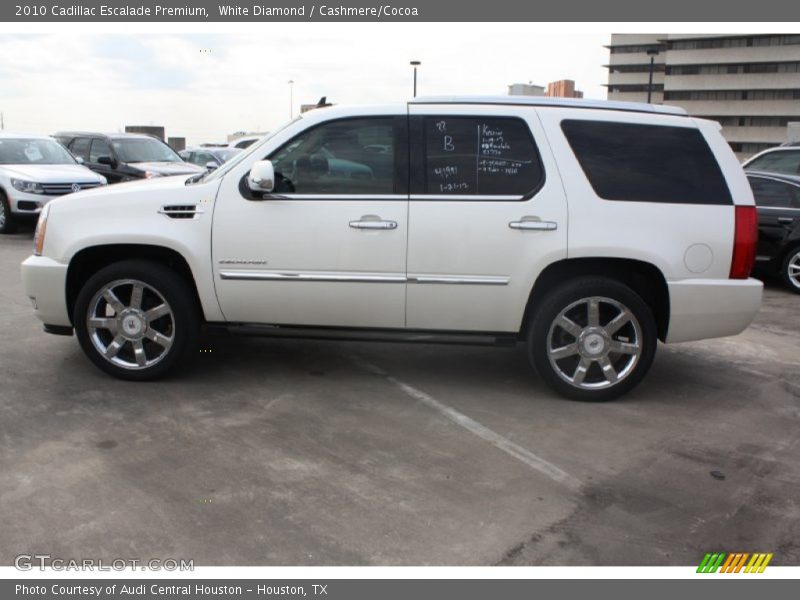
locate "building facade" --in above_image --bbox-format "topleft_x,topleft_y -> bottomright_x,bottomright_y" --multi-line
546,79 -> 584,98
508,83 -> 545,97
606,34 -> 800,156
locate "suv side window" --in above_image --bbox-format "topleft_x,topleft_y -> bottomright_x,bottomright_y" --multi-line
750,176 -> 800,209
269,118 -> 396,195
420,116 -> 543,197
89,138 -> 112,163
746,150 -> 800,175
69,137 -> 91,162
561,120 -> 733,205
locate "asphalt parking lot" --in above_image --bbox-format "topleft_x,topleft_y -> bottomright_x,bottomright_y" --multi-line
1,227 -> 799,566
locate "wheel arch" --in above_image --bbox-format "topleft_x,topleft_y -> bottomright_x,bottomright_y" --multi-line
66,244 -> 205,326
520,257 -> 670,342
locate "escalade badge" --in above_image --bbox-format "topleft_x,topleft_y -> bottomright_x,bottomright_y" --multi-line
71,183 -> 81,193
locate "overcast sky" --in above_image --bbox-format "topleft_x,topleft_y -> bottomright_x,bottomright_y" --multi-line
0,26 -> 611,145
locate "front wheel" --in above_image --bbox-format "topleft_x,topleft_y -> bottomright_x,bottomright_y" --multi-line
74,260 -> 199,380
0,192 -> 17,234
527,278 -> 658,402
781,248 -> 800,294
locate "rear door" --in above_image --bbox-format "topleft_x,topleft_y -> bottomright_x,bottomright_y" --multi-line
405,104 -> 568,332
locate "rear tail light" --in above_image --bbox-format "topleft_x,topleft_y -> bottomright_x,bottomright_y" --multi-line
730,205 -> 758,279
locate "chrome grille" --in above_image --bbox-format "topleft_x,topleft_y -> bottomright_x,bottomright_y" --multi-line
39,182 -> 103,196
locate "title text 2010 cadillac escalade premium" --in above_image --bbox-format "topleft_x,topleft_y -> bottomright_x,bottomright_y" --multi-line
21,96 -> 763,401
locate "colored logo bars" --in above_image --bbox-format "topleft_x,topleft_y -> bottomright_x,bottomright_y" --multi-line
697,552 -> 773,573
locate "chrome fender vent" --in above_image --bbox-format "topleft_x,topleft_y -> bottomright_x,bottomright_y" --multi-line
158,205 -> 203,219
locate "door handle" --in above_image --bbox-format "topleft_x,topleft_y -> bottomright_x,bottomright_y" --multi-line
778,217 -> 794,225
349,219 -> 398,230
509,219 -> 558,231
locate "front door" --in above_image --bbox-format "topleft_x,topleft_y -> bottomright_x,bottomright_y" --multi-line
212,115 -> 409,329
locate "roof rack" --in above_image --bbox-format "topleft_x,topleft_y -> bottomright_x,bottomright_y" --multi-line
409,95 -> 687,117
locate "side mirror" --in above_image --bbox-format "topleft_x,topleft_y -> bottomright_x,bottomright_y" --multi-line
247,160 -> 275,193
97,155 -> 117,169
206,161 -> 220,171
74,156 -> 85,165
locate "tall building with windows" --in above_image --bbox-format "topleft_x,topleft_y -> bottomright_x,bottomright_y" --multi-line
606,34 -> 800,157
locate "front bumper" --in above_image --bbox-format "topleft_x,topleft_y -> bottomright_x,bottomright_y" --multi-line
21,255 -> 71,328
665,277 -> 763,343
8,190 -> 49,215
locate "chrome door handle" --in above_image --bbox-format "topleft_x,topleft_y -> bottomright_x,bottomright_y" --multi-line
509,220 -> 558,231
349,220 -> 398,230
778,217 -> 794,225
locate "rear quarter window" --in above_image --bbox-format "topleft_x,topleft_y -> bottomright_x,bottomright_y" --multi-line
560,120 -> 733,205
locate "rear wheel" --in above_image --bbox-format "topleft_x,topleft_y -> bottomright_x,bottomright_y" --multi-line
781,248 -> 800,294
0,192 -> 17,234
527,277 -> 657,401
74,260 -> 199,380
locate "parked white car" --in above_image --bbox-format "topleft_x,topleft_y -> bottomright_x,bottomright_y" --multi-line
0,133 -> 106,233
21,97 -> 763,401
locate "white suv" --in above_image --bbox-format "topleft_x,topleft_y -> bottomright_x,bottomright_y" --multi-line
0,133 -> 106,234
21,97 -> 763,401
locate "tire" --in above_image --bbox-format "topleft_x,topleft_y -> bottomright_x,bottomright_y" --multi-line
0,192 -> 17,234
73,260 -> 199,381
527,277 -> 658,402
780,247 -> 800,294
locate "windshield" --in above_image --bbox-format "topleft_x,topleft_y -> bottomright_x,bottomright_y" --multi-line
214,148 -> 242,162
0,138 -> 76,165
746,150 -> 800,175
193,117 -> 302,184
112,138 -> 182,163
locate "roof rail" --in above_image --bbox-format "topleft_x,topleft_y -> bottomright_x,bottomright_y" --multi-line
409,95 -> 687,117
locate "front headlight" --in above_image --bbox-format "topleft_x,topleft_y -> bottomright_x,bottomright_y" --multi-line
11,178 -> 44,194
144,171 -> 163,179
33,203 -> 50,257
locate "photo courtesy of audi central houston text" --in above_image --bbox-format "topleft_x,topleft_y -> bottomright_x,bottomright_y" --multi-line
0,26 -> 799,574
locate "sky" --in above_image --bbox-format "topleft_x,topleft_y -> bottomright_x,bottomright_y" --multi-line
0,26 -> 611,145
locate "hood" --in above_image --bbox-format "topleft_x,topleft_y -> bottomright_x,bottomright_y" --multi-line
129,161 -> 205,176
1,163 -> 105,183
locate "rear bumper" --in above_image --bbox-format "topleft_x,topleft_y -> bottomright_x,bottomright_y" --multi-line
665,278 -> 763,343
21,255 -> 71,328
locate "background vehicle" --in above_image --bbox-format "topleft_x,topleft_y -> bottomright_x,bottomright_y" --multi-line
23,97 -> 762,401
742,146 -> 800,175
0,133 -> 105,234
746,170 -> 800,292
54,132 -> 204,183
179,146 -> 242,170
227,135 -> 263,150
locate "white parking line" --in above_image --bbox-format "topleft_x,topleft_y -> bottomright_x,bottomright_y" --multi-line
348,354 -> 583,492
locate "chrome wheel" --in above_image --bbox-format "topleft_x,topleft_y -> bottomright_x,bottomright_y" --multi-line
547,296 -> 643,390
787,251 -> 800,290
86,279 -> 175,370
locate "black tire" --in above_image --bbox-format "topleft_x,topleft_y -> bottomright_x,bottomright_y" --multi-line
527,277 -> 658,402
73,260 -> 199,381
780,247 -> 800,294
0,192 -> 17,234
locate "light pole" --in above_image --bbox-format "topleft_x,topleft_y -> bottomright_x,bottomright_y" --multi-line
288,79 -> 294,118
410,61 -> 421,97
646,48 -> 660,104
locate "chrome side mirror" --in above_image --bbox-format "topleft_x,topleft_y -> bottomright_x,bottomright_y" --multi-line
206,161 -> 220,171
247,160 -> 275,193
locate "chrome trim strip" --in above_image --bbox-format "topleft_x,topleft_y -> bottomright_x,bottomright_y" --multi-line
219,270 -> 406,283
408,275 -> 510,286
410,194 -> 523,201
756,206 -> 800,212
263,194 -> 408,200
219,271 -> 510,286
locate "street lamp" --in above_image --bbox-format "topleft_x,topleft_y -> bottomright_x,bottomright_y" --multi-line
646,48 -> 660,104
410,61 -> 421,98
288,79 -> 294,118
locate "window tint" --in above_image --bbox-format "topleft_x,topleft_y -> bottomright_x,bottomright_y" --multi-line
69,138 -> 91,162
422,117 -> 542,196
89,138 -> 111,163
746,150 -> 800,175
269,118 -> 395,194
561,120 -> 733,205
749,177 -> 800,209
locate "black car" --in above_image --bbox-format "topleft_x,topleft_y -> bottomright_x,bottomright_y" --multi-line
53,132 -> 204,183
746,170 -> 800,293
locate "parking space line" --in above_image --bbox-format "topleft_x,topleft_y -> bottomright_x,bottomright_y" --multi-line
348,354 -> 583,492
